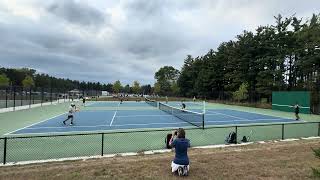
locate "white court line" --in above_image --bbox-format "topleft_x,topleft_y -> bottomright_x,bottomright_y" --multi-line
109,102 -> 120,126
272,104 -> 310,108
19,121 -> 194,130
116,114 -> 172,118
110,121 -> 190,127
24,124 -> 109,130
4,112 -> 67,135
207,110 -> 247,120
206,118 -> 293,124
8,126 -> 190,136
110,111 -> 117,126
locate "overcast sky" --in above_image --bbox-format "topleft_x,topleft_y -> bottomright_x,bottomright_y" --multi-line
0,0 -> 319,85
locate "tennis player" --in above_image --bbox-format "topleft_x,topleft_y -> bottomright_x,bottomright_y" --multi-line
166,96 -> 168,104
63,103 -> 78,125
193,96 -> 196,102
181,101 -> 186,110
82,97 -> 86,106
294,102 -> 300,120
169,128 -> 190,176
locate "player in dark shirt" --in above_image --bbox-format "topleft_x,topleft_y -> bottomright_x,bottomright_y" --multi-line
294,102 -> 300,120
181,102 -> 186,110
82,97 -> 86,106
169,128 -> 190,176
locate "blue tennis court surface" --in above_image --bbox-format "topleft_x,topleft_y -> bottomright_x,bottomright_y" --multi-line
9,101 -> 295,135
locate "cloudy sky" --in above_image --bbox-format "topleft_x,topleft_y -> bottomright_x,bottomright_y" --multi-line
0,0 -> 319,85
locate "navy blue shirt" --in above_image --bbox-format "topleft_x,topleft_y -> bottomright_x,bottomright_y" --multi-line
171,138 -> 190,165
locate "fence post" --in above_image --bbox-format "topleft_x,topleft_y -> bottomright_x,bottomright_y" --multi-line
29,87 -> 32,108
13,86 -> 16,111
101,133 -> 104,156
20,87 -> 23,106
50,87 -> 53,105
3,137 -> 7,165
5,87 -> 8,108
318,122 -> 320,136
282,124 -> 285,140
41,88 -> 44,106
235,126 -> 238,144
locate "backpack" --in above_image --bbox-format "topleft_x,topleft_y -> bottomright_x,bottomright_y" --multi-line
225,131 -> 237,144
241,136 -> 248,143
165,133 -> 173,149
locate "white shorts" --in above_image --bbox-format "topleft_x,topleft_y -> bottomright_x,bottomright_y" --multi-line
171,161 -> 190,173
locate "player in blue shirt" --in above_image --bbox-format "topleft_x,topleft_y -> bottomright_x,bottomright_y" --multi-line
169,128 -> 190,176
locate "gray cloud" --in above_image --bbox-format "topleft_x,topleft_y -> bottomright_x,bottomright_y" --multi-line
47,0 -> 108,27
0,0 -> 319,85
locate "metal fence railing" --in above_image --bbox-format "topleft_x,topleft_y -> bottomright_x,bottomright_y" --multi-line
0,86 -> 103,111
1,121 -> 319,165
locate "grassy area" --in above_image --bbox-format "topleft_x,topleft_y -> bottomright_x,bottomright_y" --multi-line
0,139 -> 319,179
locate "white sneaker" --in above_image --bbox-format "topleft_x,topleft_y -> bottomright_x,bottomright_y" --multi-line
177,167 -> 183,176
183,165 -> 188,176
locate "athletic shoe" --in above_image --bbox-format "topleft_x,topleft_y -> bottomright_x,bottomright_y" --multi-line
183,165 -> 188,176
177,167 -> 183,176
70,123 -> 73,126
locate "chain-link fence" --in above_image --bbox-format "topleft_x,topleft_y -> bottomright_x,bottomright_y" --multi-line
1,121 -> 319,165
0,86 -> 103,111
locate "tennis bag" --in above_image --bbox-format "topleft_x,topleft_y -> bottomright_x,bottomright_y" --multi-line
225,131 -> 237,144
165,133 -> 173,149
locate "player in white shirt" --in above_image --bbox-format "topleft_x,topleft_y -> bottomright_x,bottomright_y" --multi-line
63,103 -> 78,125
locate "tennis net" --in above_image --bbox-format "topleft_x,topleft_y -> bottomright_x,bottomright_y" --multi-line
145,98 -> 158,107
159,102 -> 204,129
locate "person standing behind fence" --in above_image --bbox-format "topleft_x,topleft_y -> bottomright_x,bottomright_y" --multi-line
169,128 -> 190,176
294,102 -> 300,121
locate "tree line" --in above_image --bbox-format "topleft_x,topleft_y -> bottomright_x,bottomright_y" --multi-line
154,14 -> 320,104
0,67 -> 152,94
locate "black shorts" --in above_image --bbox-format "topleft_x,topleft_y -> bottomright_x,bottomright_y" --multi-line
68,115 -> 74,118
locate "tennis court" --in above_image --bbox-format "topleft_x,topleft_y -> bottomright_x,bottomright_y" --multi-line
6,101 -> 294,135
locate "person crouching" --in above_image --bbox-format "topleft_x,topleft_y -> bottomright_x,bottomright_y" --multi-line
169,128 -> 190,176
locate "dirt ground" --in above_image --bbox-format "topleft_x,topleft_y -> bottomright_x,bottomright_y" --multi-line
0,139 -> 320,180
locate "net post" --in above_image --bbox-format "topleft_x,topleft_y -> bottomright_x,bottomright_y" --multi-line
235,126 -> 238,144
318,122 -> 320,136
202,114 -> 205,130
281,124 -> 285,140
101,133 -> 104,156
3,137 -> 7,165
